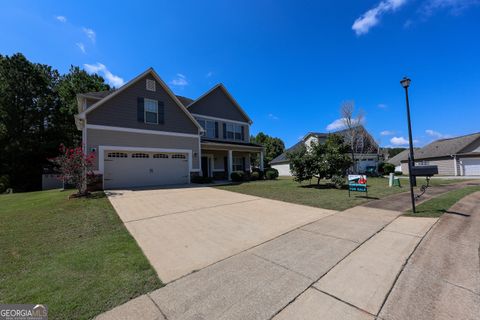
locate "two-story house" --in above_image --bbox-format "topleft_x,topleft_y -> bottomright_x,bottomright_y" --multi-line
74,68 -> 264,189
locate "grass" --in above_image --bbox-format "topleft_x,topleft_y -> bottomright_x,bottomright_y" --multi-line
216,177 -> 468,211
0,189 -> 163,320
404,185 -> 480,217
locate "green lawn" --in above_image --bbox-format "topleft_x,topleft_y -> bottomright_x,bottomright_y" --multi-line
404,185 -> 480,217
216,177 -> 468,211
0,190 -> 162,320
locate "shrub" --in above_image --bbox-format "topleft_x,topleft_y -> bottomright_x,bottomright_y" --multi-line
230,171 -> 245,182
250,172 -> 260,181
331,175 -> 345,189
0,175 -> 10,194
379,163 -> 395,175
394,171 -> 403,176
191,175 -> 214,184
251,168 -> 264,180
265,168 -> 279,180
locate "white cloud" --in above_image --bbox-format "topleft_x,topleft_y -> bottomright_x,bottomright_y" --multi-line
422,0 -> 480,15
83,63 -> 124,87
378,103 -> 388,109
425,129 -> 451,139
390,136 -> 409,145
268,113 -> 279,120
206,71 -> 213,78
82,27 -> 96,43
390,136 -> 419,145
381,130 -> 396,136
76,42 -> 86,54
170,73 -> 188,87
326,118 -> 347,131
326,117 -> 365,131
56,16 -> 67,23
352,0 -> 408,35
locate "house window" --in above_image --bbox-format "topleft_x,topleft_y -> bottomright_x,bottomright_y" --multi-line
146,79 -> 156,92
197,118 -> 216,138
144,99 -> 158,124
233,157 -> 243,171
171,154 -> 186,159
226,123 -> 243,141
132,153 -> 149,158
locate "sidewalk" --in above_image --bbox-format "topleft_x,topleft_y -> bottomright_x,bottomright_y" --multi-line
379,191 -> 480,320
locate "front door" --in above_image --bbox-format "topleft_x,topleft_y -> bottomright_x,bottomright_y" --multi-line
201,156 -> 209,177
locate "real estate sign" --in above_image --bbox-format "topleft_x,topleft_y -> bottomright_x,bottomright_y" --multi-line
348,175 -> 368,196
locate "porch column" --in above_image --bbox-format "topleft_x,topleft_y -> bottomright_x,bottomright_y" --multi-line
228,150 -> 233,180
453,155 -> 458,176
259,150 -> 264,171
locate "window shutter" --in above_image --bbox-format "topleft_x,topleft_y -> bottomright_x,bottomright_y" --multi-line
137,98 -> 144,122
158,101 -> 165,124
215,122 -> 219,138
242,157 -> 246,171
223,123 -> 226,139
241,126 -> 245,141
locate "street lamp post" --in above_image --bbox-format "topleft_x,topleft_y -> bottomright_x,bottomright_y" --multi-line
400,76 -> 416,213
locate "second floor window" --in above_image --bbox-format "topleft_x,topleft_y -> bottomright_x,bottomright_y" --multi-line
145,99 -> 158,124
226,123 -> 243,140
197,119 -> 217,138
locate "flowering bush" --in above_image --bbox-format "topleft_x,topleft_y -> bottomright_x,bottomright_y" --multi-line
50,144 -> 95,196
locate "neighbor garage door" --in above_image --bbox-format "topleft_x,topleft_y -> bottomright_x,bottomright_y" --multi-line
104,151 -> 189,189
463,158 -> 480,176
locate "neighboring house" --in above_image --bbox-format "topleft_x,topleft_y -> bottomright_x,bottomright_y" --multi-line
387,149 -> 414,173
400,132 -> 480,176
75,68 -> 264,189
270,127 -> 380,176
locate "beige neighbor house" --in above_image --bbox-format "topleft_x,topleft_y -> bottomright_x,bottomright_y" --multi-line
270,127 -> 381,176
74,68 -> 264,189
398,132 -> 480,176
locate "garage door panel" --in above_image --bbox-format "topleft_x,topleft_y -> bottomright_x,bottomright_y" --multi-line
104,151 -> 189,189
463,158 -> 480,176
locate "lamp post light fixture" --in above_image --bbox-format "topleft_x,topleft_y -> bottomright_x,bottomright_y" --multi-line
400,76 -> 417,213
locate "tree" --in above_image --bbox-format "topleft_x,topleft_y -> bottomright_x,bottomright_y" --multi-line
50,145 -> 95,196
340,101 -> 378,173
287,134 -> 352,186
0,53 -> 62,191
0,53 -> 110,191
250,132 -> 285,168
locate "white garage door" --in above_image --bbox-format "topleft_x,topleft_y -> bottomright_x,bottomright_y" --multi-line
463,158 -> 480,176
104,151 -> 189,189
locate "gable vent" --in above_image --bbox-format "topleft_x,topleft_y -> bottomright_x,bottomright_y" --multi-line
146,79 -> 156,92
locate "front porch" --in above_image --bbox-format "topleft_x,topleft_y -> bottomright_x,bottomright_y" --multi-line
200,140 -> 264,180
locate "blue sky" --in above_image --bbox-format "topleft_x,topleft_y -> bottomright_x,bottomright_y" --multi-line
1,0 -> 479,148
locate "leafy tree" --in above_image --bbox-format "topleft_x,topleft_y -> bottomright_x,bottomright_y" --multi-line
287,134 -> 352,186
0,53 -> 109,191
250,132 -> 285,168
0,53 -> 61,191
57,66 -> 110,145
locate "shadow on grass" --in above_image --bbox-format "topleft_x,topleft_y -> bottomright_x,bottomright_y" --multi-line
352,195 -> 380,200
300,184 -> 349,190
87,192 -> 108,199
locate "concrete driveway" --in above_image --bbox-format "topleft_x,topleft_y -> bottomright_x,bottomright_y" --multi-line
107,186 -> 335,282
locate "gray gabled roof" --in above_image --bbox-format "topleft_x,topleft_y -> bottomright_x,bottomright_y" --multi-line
387,149 -> 412,166
401,132 -> 480,161
270,140 -> 305,164
80,90 -> 116,99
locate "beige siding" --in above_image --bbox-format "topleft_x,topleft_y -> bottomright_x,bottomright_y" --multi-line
87,128 -> 200,171
188,86 -> 249,122
402,157 -> 456,175
87,74 -> 198,134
